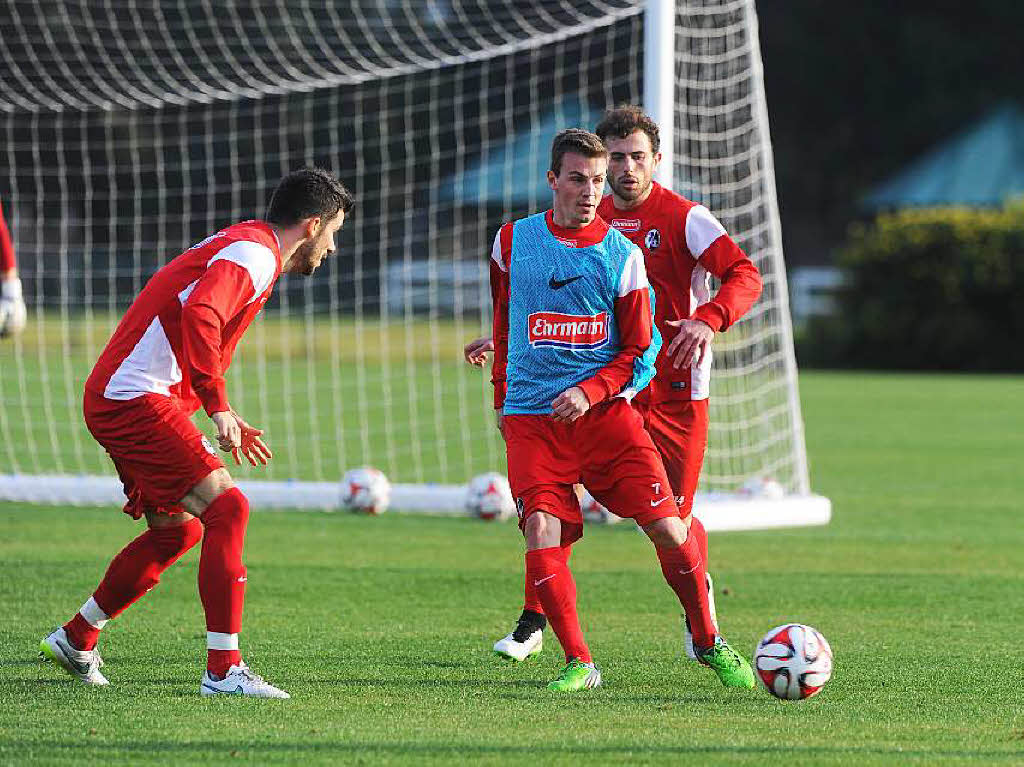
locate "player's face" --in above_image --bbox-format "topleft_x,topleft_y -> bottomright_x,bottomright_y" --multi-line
287,209 -> 346,276
606,131 -> 661,206
547,153 -> 607,228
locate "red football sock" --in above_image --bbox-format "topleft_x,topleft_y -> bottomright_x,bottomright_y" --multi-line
199,488 -> 249,674
656,530 -> 716,651
523,571 -> 544,614
525,546 -> 590,663
206,648 -> 241,677
63,519 -> 203,651
689,515 -> 709,571
63,613 -> 101,653
522,544 -> 570,614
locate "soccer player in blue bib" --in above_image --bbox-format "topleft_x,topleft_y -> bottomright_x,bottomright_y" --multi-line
489,129 -> 754,691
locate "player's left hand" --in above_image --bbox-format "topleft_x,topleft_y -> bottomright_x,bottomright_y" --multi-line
665,318 -> 714,369
464,336 -> 494,366
551,386 -> 590,423
230,411 -> 274,466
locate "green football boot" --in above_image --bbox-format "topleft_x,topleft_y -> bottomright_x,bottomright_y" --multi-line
547,658 -> 602,692
696,636 -> 756,689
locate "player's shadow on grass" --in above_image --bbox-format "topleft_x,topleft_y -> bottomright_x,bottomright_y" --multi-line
317,677 -> 542,690
4,658 -> 45,668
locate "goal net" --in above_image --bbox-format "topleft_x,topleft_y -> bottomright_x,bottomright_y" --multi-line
0,0 -> 827,528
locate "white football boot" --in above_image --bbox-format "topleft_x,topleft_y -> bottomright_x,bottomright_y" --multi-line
493,624 -> 544,662
39,627 -> 109,686
683,572 -> 719,661
200,663 -> 290,698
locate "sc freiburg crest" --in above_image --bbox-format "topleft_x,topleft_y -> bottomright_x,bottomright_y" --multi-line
644,228 -> 661,250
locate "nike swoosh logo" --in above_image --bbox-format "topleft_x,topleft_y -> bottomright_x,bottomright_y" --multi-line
650,496 -> 670,507
237,576 -> 247,582
54,637 -> 92,674
549,275 -> 584,290
533,574 -> 556,586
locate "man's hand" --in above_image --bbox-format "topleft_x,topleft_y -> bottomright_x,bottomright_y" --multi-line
211,410 -> 273,466
0,276 -> 27,338
211,411 -> 241,454
664,318 -> 714,369
495,410 -> 505,440
464,336 -> 494,366
232,411 -> 273,466
551,386 -> 590,423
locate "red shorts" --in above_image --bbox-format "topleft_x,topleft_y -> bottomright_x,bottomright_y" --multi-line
632,398 -> 709,519
84,390 -> 224,519
503,399 -> 679,544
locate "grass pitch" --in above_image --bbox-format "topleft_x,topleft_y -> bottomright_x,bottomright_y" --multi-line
1,371 -> 1023,765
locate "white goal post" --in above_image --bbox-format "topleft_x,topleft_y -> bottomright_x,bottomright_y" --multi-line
0,0 -> 829,530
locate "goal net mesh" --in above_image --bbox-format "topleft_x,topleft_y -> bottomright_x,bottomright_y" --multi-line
0,0 -> 809,501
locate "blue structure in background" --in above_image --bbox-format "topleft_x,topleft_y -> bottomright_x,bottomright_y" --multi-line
442,101 -> 601,206
863,102 -> 1024,210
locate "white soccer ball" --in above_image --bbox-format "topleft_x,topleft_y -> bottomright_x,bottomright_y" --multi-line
754,623 -> 833,700
465,472 -> 515,521
340,467 -> 391,514
580,489 -> 621,525
738,476 -> 785,499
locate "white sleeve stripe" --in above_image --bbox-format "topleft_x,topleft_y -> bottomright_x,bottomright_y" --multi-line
207,241 -> 277,303
685,205 -> 728,259
617,247 -> 650,297
490,230 -> 506,272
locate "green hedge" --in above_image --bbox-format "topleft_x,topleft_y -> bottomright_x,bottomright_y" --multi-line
798,201 -> 1024,370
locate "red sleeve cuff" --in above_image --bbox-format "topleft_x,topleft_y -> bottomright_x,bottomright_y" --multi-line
691,304 -> 726,332
201,388 -> 230,417
576,378 -> 605,407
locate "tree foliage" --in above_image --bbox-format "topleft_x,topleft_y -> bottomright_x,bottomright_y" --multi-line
799,201 -> 1024,370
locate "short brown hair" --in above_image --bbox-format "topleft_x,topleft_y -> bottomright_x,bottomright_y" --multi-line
550,129 -> 608,176
265,167 -> 354,227
594,105 -> 661,155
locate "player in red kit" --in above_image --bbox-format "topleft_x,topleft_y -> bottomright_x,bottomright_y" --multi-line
471,107 -> 761,686
39,168 -> 353,697
596,105 -> 763,664
490,129 -> 753,692
0,198 -> 27,338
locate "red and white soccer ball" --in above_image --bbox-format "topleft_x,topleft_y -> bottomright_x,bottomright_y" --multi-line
341,467 -> 391,515
754,623 -> 833,700
580,489 -> 621,525
465,472 -> 515,521
738,476 -> 785,500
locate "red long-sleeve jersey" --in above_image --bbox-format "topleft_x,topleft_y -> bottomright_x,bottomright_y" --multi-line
490,211 -> 654,411
598,182 -> 762,402
85,220 -> 282,416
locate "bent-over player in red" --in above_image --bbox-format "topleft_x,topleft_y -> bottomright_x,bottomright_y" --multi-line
39,168 -> 353,698
490,129 -> 754,691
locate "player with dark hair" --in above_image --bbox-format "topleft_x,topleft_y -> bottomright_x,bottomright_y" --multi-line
40,168 -> 353,697
0,198 -> 27,338
472,106 -> 761,686
594,104 -> 764,661
489,128 -> 752,691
